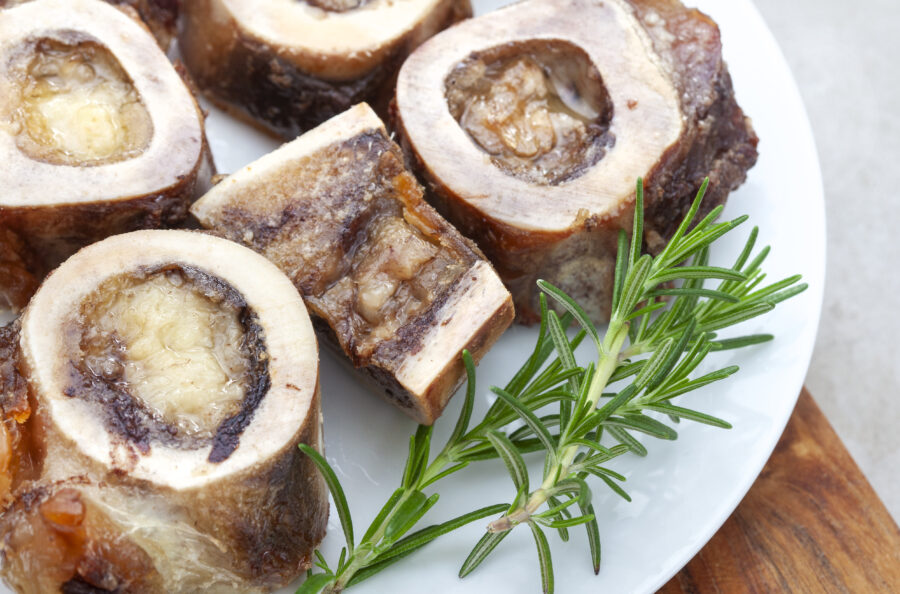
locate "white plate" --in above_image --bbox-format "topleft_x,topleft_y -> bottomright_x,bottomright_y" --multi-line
0,0 -> 825,592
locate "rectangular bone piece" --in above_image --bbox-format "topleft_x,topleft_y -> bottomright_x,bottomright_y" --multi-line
192,103 -> 514,424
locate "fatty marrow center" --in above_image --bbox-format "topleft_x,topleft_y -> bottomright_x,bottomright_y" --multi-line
70,267 -> 267,451
14,37 -> 152,166
445,39 -> 614,186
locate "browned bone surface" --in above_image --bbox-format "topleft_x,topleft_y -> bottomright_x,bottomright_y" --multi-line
0,0 -> 178,50
112,0 -> 179,49
192,103 -> 514,424
393,0 -> 758,324
179,0 -> 472,138
0,231 -> 328,592
0,0 -> 213,280
0,229 -> 37,311
662,389 -> 900,593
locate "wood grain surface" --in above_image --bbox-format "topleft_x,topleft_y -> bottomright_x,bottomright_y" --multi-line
660,388 -> 900,593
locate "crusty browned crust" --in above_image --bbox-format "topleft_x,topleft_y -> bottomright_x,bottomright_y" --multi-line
393,0 -> 758,324
179,0 -> 472,138
631,0 -> 759,245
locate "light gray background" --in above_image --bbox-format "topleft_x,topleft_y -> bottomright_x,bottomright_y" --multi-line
754,0 -> 899,520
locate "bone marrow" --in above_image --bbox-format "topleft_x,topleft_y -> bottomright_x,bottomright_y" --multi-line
0,0 -> 213,279
192,103 -> 514,425
178,0 -> 472,138
14,38 -> 153,167
1,230 -> 328,592
446,39 -> 615,186
393,0 -> 759,323
68,265 -> 269,459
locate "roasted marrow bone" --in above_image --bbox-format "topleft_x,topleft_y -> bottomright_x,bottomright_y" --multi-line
179,0 -> 472,138
0,231 -> 328,593
0,0 -> 212,276
393,0 -> 759,323
192,103 -> 514,424
0,0 -> 179,49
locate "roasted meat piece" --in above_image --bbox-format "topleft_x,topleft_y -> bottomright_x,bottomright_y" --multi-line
0,231 -> 328,592
192,103 -> 514,424
0,0 -> 212,279
393,0 -> 758,323
179,0 -> 472,138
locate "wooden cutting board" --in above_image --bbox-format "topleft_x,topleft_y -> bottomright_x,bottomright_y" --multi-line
660,388 -> 900,592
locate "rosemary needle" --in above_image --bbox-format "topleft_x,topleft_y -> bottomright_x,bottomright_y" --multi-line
297,178 -> 806,594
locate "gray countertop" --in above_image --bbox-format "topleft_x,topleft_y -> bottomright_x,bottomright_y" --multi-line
753,0 -> 900,521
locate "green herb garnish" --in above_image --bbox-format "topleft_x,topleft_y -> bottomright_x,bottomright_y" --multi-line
297,179 -> 806,593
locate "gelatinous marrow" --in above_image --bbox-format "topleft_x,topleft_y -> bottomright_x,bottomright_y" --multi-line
0,0 -> 213,273
0,319 -> 37,504
192,103 -> 514,425
393,0 -> 759,323
178,0 -> 472,138
0,483 -> 164,594
5,230 -> 328,592
0,0 -> 179,49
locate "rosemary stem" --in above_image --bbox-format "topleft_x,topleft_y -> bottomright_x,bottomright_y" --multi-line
327,488 -> 418,592
488,321 -> 630,532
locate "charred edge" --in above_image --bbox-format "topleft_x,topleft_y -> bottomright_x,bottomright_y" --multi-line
205,36 -> 401,138
64,363 -> 163,455
644,68 -> 759,241
231,424 -> 327,583
363,364 -> 417,412
117,0 -> 179,30
61,577 -> 117,594
208,308 -> 270,463
632,0 -> 759,241
1,319 -> 23,407
64,265 -> 270,459
305,0 -> 372,13
223,131 -> 405,256
311,316 -> 417,411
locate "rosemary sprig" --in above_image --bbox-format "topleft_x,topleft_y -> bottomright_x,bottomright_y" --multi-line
461,179 -> 806,590
298,179 -> 806,593
297,318 -> 594,593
